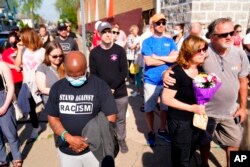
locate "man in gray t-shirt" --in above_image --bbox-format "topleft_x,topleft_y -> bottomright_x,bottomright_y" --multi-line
200,18 -> 249,167
55,22 -> 79,54
163,18 -> 249,167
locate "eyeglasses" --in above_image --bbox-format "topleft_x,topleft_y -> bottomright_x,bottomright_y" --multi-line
101,29 -> 112,34
51,54 -> 63,59
155,21 -> 166,26
112,31 -> 120,35
213,31 -> 234,38
196,46 -> 208,54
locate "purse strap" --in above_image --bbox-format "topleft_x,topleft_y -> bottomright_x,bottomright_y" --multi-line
0,68 -> 7,92
0,67 -> 17,100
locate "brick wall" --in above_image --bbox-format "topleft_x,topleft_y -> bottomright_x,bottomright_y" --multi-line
162,0 -> 250,33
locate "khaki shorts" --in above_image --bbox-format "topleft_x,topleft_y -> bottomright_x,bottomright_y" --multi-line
206,117 -> 243,147
144,83 -> 168,112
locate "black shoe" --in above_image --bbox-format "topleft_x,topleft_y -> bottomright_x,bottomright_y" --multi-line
147,132 -> 155,147
118,140 -> 128,153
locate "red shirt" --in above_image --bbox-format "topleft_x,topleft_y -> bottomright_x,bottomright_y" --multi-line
2,48 -> 23,83
91,30 -> 101,48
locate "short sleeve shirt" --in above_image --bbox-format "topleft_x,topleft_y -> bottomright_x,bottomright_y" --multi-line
203,45 -> 250,118
45,75 -> 117,155
142,36 -> 177,85
36,63 -> 59,104
167,65 -> 196,121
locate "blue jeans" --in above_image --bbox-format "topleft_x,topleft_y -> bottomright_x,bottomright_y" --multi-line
0,91 -> 22,162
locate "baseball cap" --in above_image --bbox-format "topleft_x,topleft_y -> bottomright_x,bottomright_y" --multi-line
151,13 -> 166,23
97,22 -> 112,33
57,22 -> 67,30
243,33 -> 250,44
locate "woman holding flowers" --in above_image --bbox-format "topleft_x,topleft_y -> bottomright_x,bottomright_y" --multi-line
162,35 -> 208,167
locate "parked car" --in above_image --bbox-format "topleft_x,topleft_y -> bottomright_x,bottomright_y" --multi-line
0,31 -> 10,55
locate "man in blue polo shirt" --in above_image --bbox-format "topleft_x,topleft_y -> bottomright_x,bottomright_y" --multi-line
142,13 -> 178,146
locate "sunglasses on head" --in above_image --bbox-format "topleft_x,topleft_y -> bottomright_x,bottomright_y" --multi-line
51,54 -> 63,59
155,21 -> 166,26
213,31 -> 234,38
112,31 -> 120,35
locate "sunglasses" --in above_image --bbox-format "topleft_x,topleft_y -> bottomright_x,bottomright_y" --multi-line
196,46 -> 208,54
101,29 -> 112,34
112,31 -> 120,35
213,31 -> 234,38
155,21 -> 166,26
59,27 -> 67,31
51,54 -> 63,59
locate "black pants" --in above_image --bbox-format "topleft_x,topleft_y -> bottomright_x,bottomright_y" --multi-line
14,82 -> 22,98
168,118 -> 201,167
28,96 -> 39,128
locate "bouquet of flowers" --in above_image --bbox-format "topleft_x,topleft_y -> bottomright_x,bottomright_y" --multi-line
192,73 -> 222,130
193,73 -> 222,105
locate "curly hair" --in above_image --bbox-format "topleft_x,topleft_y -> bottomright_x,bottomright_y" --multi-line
20,27 -> 43,51
177,35 -> 208,69
43,41 -> 65,79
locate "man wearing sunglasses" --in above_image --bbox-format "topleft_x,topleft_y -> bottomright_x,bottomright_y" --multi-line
55,22 -> 79,54
141,13 -> 178,147
163,17 -> 249,167
199,17 -> 249,167
89,22 -> 129,154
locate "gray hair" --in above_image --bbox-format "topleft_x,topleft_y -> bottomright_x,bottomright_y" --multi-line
206,17 -> 232,39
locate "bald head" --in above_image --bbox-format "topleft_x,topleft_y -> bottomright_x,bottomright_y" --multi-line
190,22 -> 202,36
65,51 -> 87,77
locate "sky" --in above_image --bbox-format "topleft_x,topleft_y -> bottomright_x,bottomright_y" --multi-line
36,0 -> 60,23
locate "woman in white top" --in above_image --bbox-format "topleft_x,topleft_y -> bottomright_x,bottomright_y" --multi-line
126,25 -> 140,84
15,27 -> 45,141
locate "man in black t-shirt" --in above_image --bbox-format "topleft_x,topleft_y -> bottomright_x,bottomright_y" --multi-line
45,51 -> 117,166
89,22 -> 129,153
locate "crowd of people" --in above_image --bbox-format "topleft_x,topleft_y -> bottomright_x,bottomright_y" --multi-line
0,13 -> 249,167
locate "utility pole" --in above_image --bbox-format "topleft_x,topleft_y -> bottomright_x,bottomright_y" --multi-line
80,0 -> 87,56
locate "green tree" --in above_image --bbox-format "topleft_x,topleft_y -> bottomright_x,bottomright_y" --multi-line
55,0 -> 79,30
20,0 -> 42,27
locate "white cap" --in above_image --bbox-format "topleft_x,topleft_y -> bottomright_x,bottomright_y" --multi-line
243,33 -> 250,44
95,21 -> 102,30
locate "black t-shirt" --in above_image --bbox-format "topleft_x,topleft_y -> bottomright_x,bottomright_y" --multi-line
167,65 -> 197,121
89,44 -> 128,99
45,75 -> 117,155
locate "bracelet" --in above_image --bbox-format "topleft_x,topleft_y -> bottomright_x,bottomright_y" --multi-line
60,130 -> 68,141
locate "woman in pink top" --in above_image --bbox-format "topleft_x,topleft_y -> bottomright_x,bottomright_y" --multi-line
233,24 -> 242,48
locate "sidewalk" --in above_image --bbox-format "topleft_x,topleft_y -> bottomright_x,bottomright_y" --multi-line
14,86 -> 227,167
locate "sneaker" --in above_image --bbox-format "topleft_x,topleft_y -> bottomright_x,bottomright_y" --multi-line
118,140 -> 128,153
131,91 -> 140,97
29,126 -> 42,141
157,129 -> 171,143
147,132 -> 155,147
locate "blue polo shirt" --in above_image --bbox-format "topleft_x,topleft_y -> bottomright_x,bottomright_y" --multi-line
142,36 -> 177,85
